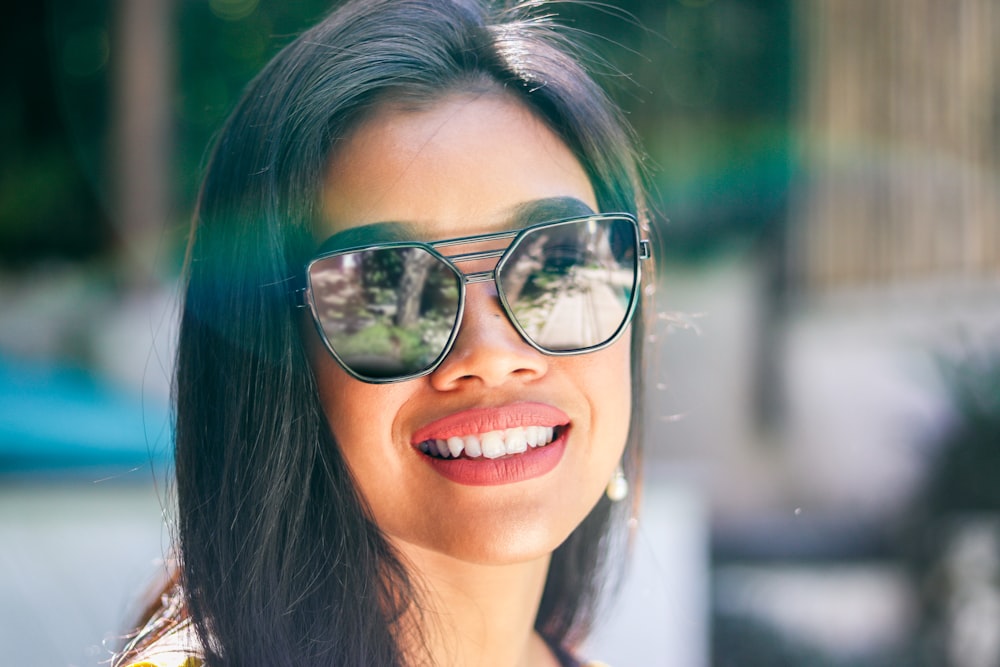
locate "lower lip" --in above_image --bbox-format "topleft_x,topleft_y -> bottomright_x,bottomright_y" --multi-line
420,431 -> 568,486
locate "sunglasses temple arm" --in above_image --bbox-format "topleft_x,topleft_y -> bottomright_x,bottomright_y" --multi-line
293,286 -> 309,308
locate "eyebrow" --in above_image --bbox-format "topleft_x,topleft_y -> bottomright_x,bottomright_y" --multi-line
506,196 -> 596,228
314,196 -> 597,254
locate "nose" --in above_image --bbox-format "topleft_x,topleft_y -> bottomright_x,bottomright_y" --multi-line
429,282 -> 549,390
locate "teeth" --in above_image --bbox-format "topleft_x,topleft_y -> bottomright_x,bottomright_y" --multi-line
420,425 -> 559,460
506,427 -> 527,454
480,431 -> 506,459
435,439 -> 450,457
447,436 -> 464,458
464,434 -> 482,457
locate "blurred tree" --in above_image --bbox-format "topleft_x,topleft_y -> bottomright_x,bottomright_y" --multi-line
112,0 -> 174,287
900,347 -> 1000,667
172,0 -> 332,217
557,0 -> 793,260
0,0 -> 113,264
2,0 -> 332,270
4,0 -> 792,267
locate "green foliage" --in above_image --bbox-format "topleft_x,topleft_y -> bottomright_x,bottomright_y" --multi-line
337,321 -> 440,370
2,0 -> 794,265
172,0 -> 334,214
0,2 -> 111,262
559,0 -> 794,260
338,322 -> 417,359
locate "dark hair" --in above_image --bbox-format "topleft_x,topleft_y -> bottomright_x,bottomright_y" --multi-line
174,0 -> 649,664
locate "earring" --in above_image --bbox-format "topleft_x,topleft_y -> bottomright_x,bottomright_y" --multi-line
605,464 -> 629,502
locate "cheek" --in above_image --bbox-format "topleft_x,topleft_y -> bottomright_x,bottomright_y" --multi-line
586,335 -> 633,427
305,328 -> 351,422
604,345 -> 634,461
304,328 -> 399,461
307,343 -> 421,529
598,339 -> 634,467
568,334 -> 633,471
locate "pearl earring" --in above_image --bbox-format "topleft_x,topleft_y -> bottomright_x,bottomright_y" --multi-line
605,464 -> 628,502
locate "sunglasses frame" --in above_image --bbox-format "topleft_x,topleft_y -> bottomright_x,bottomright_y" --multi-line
301,213 -> 651,384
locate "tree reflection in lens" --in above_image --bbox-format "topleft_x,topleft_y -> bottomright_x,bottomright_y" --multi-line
500,218 -> 636,351
310,248 -> 460,378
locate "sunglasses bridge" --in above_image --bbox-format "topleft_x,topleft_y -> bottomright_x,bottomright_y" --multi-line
435,248 -> 506,285
431,227 -> 524,284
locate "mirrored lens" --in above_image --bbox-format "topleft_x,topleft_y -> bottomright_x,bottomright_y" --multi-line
498,217 -> 637,351
308,246 -> 461,379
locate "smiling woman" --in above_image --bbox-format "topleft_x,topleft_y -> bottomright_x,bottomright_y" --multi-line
112,1 -> 653,666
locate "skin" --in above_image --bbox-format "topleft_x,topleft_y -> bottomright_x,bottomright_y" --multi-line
306,91 -> 633,666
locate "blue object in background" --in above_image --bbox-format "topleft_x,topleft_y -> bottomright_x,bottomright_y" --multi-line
0,355 -> 172,473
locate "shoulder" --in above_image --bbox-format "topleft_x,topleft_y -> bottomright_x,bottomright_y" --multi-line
113,584 -> 204,667
116,619 -> 202,667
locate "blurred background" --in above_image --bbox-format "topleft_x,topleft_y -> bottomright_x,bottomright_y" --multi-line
2,0 -> 999,665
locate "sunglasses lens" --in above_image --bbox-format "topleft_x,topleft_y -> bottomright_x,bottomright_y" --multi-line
308,246 -> 461,380
498,216 -> 638,352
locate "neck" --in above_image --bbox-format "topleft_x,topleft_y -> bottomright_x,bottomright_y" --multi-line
394,542 -> 561,667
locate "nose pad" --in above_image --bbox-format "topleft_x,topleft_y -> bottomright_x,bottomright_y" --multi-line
429,282 -> 548,389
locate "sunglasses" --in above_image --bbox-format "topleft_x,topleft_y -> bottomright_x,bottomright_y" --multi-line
302,213 -> 651,383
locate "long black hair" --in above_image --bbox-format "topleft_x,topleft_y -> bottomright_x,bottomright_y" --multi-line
174,0 -> 649,664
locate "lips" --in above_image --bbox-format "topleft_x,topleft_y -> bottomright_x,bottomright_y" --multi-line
418,425 -> 561,459
411,403 -> 571,485
412,403 -> 570,442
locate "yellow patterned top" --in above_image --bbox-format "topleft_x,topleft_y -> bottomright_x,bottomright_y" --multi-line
118,622 -> 202,667
113,585 -> 203,667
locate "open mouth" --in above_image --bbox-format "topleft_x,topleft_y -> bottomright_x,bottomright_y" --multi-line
417,424 -> 568,460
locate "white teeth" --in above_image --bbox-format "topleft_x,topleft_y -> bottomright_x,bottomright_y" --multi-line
506,427 -> 527,454
420,426 -> 559,460
464,434 -> 482,457
447,436 -> 464,458
480,431 -> 506,459
435,439 -> 450,458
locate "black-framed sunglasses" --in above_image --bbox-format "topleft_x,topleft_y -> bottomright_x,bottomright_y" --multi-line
301,213 -> 651,383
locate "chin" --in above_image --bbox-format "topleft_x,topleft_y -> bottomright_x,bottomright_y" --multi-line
411,493 -> 602,567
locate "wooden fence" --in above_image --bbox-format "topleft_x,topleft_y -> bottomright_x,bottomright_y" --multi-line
791,0 -> 1000,288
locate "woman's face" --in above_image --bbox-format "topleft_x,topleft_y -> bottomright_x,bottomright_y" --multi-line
306,92 -> 632,566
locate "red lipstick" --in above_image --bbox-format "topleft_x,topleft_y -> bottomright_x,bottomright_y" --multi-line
412,402 -> 569,442
412,403 -> 570,486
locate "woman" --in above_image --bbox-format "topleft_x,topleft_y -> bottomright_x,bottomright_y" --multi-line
115,0 -> 653,665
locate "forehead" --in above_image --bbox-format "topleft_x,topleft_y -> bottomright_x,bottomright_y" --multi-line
315,196 -> 597,254
317,91 -> 598,244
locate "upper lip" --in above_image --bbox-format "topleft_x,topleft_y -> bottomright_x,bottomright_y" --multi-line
411,402 -> 570,443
